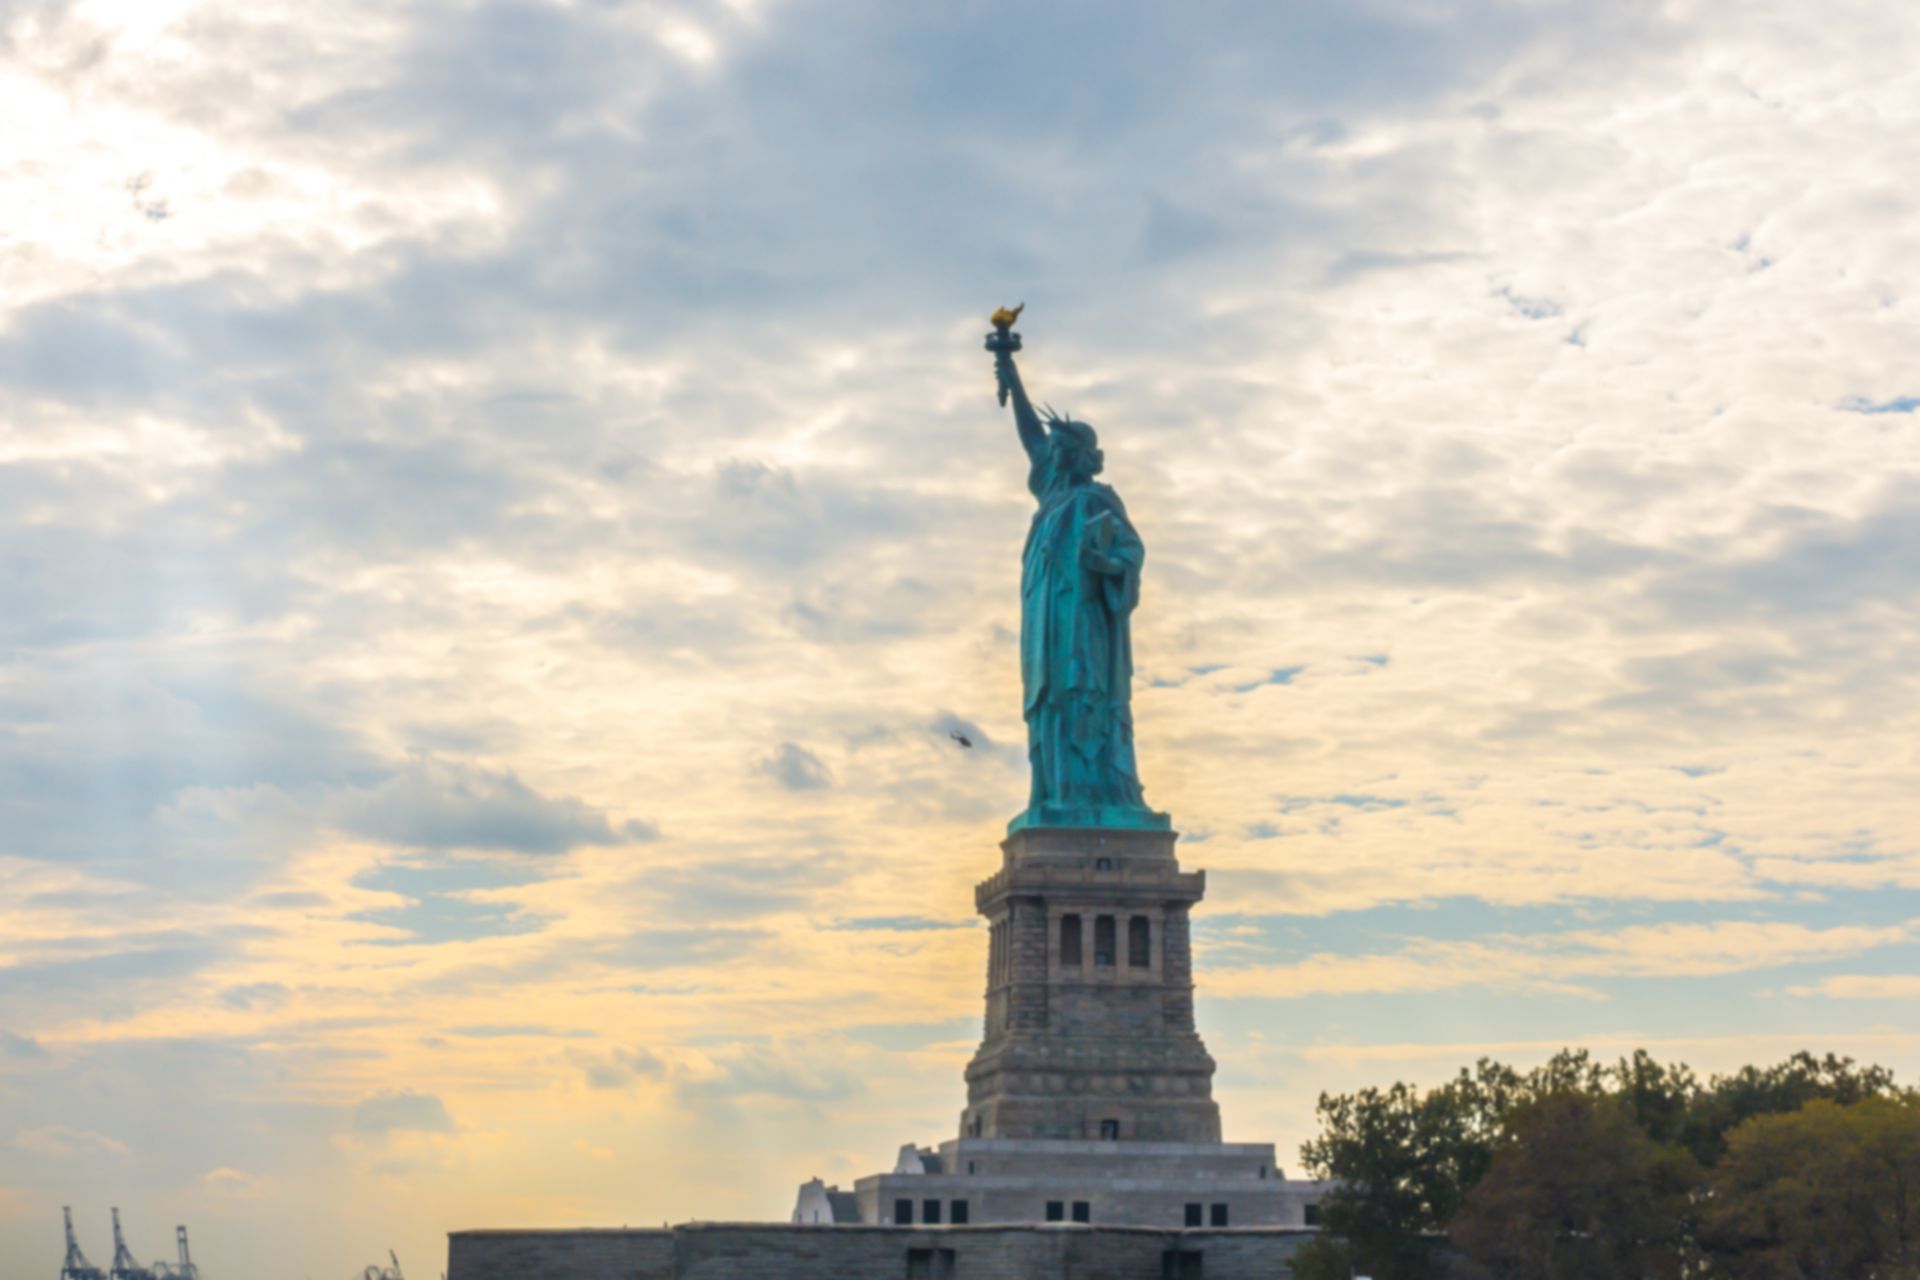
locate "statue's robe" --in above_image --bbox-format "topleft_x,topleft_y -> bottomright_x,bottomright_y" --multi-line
1020,459 -> 1148,818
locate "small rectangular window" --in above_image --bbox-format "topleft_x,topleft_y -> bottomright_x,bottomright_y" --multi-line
1304,1202 -> 1321,1226
894,1198 -> 913,1225
1099,1119 -> 1120,1141
1072,1201 -> 1091,1223
1094,915 -> 1116,966
923,1198 -> 941,1224
1210,1203 -> 1228,1227
950,1199 -> 969,1224
1045,1201 -> 1065,1222
1184,1203 -> 1203,1227
1129,915 -> 1151,967
1061,914 -> 1082,966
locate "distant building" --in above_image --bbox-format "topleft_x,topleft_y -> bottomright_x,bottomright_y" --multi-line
790,1177 -> 860,1226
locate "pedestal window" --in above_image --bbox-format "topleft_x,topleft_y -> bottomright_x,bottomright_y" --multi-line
1093,915 -> 1115,966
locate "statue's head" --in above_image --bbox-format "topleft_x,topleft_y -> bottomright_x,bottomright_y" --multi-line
1042,409 -> 1104,481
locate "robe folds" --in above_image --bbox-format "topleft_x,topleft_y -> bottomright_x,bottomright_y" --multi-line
1019,470 -> 1148,817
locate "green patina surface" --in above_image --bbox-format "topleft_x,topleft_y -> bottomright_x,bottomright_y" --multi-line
988,318 -> 1171,836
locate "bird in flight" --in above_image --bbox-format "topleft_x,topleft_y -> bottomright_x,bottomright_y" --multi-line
950,730 -> 974,749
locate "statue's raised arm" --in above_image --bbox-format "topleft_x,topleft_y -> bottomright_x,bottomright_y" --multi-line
986,305 -> 1047,471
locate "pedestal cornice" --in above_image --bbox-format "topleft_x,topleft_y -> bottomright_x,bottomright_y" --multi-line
976,863 -> 1205,914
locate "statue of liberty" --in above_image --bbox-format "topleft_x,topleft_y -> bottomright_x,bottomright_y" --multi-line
986,308 -> 1169,833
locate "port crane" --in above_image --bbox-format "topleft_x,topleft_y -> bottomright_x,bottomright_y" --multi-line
61,1207 -> 107,1280
61,1210 -> 200,1280
152,1226 -> 200,1280
110,1208 -> 158,1280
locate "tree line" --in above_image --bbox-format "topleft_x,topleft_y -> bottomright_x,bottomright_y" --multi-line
1289,1049 -> 1920,1280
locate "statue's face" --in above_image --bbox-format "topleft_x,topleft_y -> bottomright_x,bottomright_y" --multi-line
1051,434 -> 1100,481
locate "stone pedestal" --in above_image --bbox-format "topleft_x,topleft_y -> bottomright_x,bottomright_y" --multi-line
783,822 -> 1329,1232
961,826 -> 1221,1145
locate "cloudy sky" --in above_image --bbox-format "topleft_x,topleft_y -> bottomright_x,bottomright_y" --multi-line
2,0 -> 1917,1274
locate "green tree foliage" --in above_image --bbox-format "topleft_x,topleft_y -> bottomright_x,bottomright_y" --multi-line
1680,1051 -> 1900,1165
1286,1233 -> 1357,1280
1698,1096 -> 1920,1279
1299,1051 -> 1611,1278
1298,1049 -> 1905,1280
1298,1062 -> 1513,1278
1449,1093 -> 1700,1280
1610,1049 -> 1698,1145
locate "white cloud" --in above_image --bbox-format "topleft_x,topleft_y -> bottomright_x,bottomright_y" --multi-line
575,1044 -> 666,1091
1207,920 -> 1919,999
11,1124 -> 131,1159
756,742 -> 834,792
331,757 -> 648,854
351,1090 -> 455,1135
1785,975 -> 1920,1000
202,1165 -> 269,1196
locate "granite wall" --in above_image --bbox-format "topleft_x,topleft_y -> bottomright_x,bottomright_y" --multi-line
449,1222 -> 1316,1280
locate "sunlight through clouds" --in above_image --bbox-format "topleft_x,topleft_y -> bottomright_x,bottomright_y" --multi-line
1,0 -> 1916,1275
